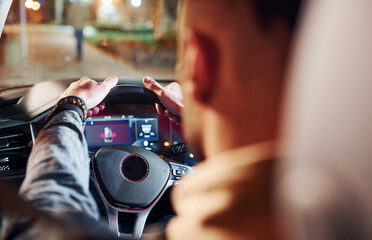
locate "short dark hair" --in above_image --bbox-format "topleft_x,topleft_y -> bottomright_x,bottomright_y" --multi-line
252,0 -> 304,30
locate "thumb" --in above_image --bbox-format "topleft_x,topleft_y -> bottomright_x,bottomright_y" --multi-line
102,76 -> 118,89
143,76 -> 164,96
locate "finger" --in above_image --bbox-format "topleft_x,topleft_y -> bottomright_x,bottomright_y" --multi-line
171,115 -> 181,124
167,111 -> 180,124
164,110 -> 180,123
164,109 -> 171,117
155,104 -> 165,116
98,102 -> 105,111
101,76 -> 118,89
80,76 -> 90,82
170,115 -> 177,122
91,106 -> 100,115
166,81 -> 179,90
143,76 -> 164,96
87,109 -> 93,118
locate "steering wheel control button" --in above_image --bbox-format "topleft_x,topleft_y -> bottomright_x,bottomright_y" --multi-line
169,162 -> 193,180
173,169 -> 186,176
121,155 -> 149,182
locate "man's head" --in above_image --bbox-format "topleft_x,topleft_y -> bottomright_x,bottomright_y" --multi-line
177,0 -> 302,159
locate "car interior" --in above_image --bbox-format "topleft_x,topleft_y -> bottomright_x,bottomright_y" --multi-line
1,0 -> 372,239
0,78 -> 198,238
277,1 -> 372,238
0,1 -> 195,238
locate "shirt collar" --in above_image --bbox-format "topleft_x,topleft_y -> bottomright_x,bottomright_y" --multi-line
204,140 -> 278,166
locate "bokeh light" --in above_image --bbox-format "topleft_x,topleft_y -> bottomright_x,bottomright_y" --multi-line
131,0 -> 141,8
31,1 -> 41,11
25,0 -> 41,10
101,0 -> 112,6
25,0 -> 33,9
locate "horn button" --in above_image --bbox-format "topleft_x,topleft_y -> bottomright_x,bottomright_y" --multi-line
93,145 -> 170,209
121,155 -> 149,182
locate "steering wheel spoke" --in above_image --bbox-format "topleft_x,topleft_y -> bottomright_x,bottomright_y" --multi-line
104,200 -> 150,239
100,179 -> 176,239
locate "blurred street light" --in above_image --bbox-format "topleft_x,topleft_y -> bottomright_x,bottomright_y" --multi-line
131,0 -> 141,8
31,1 -> 40,10
102,0 -> 112,6
25,0 -> 33,8
25,0 -> 41,11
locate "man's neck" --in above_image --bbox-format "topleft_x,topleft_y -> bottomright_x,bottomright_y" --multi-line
202,109 -> 279,160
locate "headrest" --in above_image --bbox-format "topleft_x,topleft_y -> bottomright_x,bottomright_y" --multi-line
278,0 -> 372,238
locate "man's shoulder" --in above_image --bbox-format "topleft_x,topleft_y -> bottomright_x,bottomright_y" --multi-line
172,143 -> 277,211
185,143 -> 277,190
168,145 -> 278,240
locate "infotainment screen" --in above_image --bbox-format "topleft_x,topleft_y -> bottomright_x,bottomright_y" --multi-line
85,116 -> 159,148
135,118 -> 158,140
85,119 -> 131,147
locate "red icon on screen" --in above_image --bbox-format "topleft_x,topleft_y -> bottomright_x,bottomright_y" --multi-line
100,127 -> 117,143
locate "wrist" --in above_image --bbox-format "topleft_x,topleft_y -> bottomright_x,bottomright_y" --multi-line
46,96 -> 87,124
66,110 -> 82,119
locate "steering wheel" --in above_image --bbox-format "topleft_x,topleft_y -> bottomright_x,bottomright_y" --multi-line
89,86 -> 193,239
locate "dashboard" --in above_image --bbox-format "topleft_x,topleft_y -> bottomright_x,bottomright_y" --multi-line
0,79 -> 198,238
87,104 -> 167,152
85,103 -> 194,163
0,79 -> 196,179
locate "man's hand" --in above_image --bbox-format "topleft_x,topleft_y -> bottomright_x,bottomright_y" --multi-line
143,76 -> 183,123
60,76 -> 118,117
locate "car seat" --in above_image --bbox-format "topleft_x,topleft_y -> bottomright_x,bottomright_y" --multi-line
277,0 -> 372,239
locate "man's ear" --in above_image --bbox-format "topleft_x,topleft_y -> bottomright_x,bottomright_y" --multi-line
183,30 -> 218,105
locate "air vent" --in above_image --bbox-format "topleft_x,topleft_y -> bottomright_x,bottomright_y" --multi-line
0,97 -> 23,108
0,126 -> 32,177
0,133 -> 26,152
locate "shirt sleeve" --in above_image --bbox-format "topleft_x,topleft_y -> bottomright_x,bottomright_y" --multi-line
18,111 -> 99,220
1,111 -> 169,240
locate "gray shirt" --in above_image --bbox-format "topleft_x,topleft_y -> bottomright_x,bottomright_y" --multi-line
20,111 -> 98,218
1,111 -> 114,240
1,109 -> 169,240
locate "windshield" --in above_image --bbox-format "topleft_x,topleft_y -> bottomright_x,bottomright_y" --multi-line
0,0 -> 178,89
